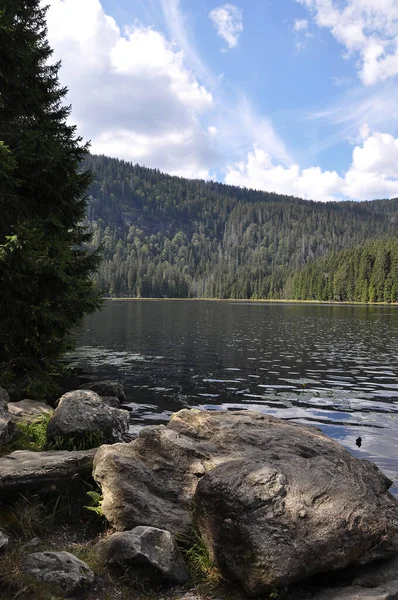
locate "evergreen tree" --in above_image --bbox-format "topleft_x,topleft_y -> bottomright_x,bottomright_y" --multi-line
0,1 -> 102,396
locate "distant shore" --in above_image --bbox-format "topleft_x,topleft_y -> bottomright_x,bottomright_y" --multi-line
106,297 -> 398,306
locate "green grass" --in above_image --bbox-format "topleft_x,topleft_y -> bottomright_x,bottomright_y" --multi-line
47,429 -> 105,451
2,413 -> 106,454
84,490 -> 105,518
178,527 -> 222,587
5,414 -> 51,453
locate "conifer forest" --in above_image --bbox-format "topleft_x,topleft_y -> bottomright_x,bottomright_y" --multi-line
85,154 -> 398,302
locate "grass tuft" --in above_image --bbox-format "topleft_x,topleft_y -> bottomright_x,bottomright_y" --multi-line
47,429 -> 105,451
178,527 -> 223,587
84,490 -> 105,518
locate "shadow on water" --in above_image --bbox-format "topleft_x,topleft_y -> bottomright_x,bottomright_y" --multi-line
66,300 -> 398,495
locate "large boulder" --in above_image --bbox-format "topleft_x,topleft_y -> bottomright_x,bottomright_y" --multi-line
93,410 -> 398,595
0,449 -> 96,496
93,420 -> 213,535
47,390 -> 129,445
78,380 -> 126,402
95,526 -> 189,584
7,399 -> 53,423
21,551 -> 94,596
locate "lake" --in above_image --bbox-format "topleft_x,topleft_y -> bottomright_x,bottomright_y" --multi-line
68,299 -> 398,494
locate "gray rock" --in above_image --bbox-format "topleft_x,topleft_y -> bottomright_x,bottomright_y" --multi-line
0,386 -> 10,410
0,449 -> 96,496
7,399 -> 53,423
352,555 -> 398,588
20,537 -> 41,551
21,551 -> 94,595
79,380 -> 126,402
0,530 -> 9,553
0,408 -> 15,447
96,526 -> 188,584
47,390 -> 129,445
100,396 -> 121,409
94,409 -> 398,596
191,411 -> 398,595
309,581 -> 398,600
93,423 -> 208,535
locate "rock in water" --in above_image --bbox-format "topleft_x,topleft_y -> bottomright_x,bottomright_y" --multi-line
96,526 -> 189,584
21,551 -> 94,595
93,410 -> 398,594
47,390 -> 129,445
78,380 -> 126,402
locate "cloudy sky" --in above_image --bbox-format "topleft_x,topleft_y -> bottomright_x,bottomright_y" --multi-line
44,0 -> 398,202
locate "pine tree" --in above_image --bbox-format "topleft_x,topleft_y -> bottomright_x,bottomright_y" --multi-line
0,1 -> 102,397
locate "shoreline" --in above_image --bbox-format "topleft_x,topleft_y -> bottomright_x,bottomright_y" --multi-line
105,297 -> 398,306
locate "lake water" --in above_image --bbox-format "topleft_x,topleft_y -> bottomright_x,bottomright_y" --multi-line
68,299 -> 398,494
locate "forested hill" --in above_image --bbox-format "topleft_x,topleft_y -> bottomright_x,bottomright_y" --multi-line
83,154 -> 398,300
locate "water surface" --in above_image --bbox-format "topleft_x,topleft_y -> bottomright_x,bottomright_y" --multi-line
68,300 -> 398,494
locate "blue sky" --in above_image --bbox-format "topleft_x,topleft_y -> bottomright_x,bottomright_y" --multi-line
44,0 -> 398,201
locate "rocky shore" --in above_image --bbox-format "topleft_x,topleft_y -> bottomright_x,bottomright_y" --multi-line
1,382 -> 398,599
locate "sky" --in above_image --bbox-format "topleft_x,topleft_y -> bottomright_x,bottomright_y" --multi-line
43,0 -> 398,202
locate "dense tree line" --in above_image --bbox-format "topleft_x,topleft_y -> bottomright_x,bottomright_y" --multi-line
83,154 -> 398,301
285,239 -> 398,303
0,1 -> 101,397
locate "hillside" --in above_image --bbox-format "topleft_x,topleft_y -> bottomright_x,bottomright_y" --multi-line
83,154 -> 398,300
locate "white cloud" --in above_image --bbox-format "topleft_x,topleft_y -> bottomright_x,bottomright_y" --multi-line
306,84 -> 398,153
225,130 -> 398,201
159,0 -> 215,87
209,4 -> 243,49
293,18 -> 308,31
225,146 -> 343,201
44,0 -> 216,178
296,0 -> 398,85
211,96 -> 292,174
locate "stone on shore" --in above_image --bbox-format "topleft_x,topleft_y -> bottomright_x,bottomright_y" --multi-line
96,526 -> 189,584
21,551 -> 94,596
0,530 -> 9,553
0,449 -> 96,496
93,409 -> 398,595
7,399 -> 53,423
0,408 -> 15,447
0,386 -> 9,410
47,390 -> 129,445
78,380 -> 126,402
99,396 -> 121,409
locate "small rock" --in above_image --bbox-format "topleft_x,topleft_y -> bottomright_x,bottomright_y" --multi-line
0,530 -> 9,553
20,537 -> 41,551
100,396 -> 121,409
7,399 -> 53,423
95,526 -> 189,584
0,386 -> 10,409
0,409 -> 15,448
47,390 -> 129,445
309,581 -> 398,600
21,551 -> 94,595
79,380 -> 126,402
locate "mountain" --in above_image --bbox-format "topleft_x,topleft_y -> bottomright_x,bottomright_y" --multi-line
83,154 -> 398,300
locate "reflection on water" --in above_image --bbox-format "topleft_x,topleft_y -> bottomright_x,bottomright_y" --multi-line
68,300 -> 398,495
